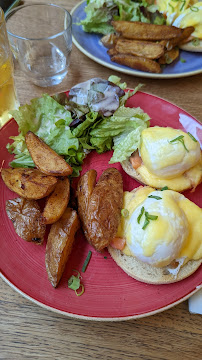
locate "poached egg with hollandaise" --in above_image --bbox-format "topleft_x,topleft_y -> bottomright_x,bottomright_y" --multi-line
109,186 -> 202,283
128,126 -> 202,192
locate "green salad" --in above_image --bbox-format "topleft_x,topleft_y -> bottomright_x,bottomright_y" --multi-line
79,0 -> 165,35
7,76 -> 150,177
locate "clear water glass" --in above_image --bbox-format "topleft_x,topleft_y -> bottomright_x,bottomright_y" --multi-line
5,3 -> 72,87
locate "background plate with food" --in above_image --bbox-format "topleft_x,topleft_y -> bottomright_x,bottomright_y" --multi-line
0,90 -> 201,321
71,1 -> 202,78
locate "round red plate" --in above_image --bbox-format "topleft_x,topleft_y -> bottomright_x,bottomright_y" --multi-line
0,91 -> 202,320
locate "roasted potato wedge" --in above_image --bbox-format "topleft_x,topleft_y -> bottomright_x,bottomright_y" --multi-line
77,169 -> 97,235
42,177 -> 70,224
115,39 -> 165,59
6,197 -> 46,244
161,26 -> 195,50
25,131 -> 73,176
107,47 -> 118,56
1,168 -> 57,199
45,208 -> 80,287
85,168 -> 123,251
158,47 -> 179,65
112,21 -> 183,41
101,33 -> 119,48
111,54 -> 161,73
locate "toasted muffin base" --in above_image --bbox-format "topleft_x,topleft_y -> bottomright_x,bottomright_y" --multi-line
179,40 -> 202,53
108,246 -> 202,284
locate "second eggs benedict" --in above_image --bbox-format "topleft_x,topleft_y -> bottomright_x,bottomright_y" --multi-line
122,126 -> 202,192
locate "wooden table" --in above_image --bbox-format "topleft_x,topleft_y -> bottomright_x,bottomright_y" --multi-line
1,1 -> 202,359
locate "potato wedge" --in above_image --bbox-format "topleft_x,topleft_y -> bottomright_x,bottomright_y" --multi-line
158,47 -> 179,65
1,168 -> 57,199
101,33 -> 119,48
77,169 -> 97,234
107,47 -> 118,56
111,54 -> 161,73
6,197 -> 46,244
161,26 -> 195,50
25,131 -> 73,176
115,39 -> 165,59
85,168 -> 123,251
45,208 -> 80,287
42,177 -> 70,224
112,21 -> 183,41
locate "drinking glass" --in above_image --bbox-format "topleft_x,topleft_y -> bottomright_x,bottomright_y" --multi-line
5,3 -> 72,87
0,7 -> 18,127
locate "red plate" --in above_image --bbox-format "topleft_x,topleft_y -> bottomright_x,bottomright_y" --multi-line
0,91 -> 202,321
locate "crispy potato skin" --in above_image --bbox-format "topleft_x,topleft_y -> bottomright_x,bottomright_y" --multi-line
77,169 -> 97,233
45,208 -> 80,287
84,168 -> 123,251
112,21 -> 183,40
115,39 -> 165,59
42,177 -> 70,224
1,168 -> 57,199
158,47 -> 179,65
6,197 -> 46,244
25,131 -> 73,176
111,54 -> 161,73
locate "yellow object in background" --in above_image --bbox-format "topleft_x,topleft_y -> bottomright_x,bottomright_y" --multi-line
0,7 -> 18,127
156,0 -> 202,39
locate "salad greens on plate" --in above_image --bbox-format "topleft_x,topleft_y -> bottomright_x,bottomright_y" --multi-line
79,0 -> 165,35
7,76 -> 150,177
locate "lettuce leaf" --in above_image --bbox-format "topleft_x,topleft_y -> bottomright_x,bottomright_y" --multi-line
80,0 -> 150,34
90,105 -> 150,160
7,95 -> 84,175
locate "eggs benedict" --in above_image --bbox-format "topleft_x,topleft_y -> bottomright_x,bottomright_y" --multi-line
156,1 -> 202,51
108,186 -> 202,284
121,126 -> 202,192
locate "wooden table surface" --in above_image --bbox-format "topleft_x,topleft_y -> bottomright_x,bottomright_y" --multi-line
1,1 -> 202,359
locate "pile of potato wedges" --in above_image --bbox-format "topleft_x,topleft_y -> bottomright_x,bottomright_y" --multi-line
2,131 -> 124,289
1,131 -> 80,288
101,21 -> 195,73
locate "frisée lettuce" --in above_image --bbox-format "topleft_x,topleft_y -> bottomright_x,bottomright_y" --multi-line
7,76 -> 150,176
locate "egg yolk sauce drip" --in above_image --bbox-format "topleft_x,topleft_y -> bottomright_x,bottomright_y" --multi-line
116,187 -> 202,273
131,127 -> 202,191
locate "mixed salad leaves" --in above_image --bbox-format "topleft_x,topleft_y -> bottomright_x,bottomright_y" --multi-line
7,76 -> 150,177
79,0 -> 166,35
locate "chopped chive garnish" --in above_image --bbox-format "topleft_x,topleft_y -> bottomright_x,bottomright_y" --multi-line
68,271 -> 85,296
188,132 -> 197,142
68,275 -> 81,290
192,38 -> 200,47
148,195 -> 162,200
142,211 -> 158,230
190,5 -> 199,11
137,206 -> 144,224
170,135 -> 184,142
168,3 -> 174,11
142,217 -> 150,230
121,208 -> 129,218
180,58 -> 186,63
76,283 -> 85,297
161,186 -> 168,191
104,256 -> 107,259
170,135 -> 189,152
82,251 -> 92,273
180,0 -> 186,11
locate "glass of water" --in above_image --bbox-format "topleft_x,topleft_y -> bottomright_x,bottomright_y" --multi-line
5,3 -> 72,87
